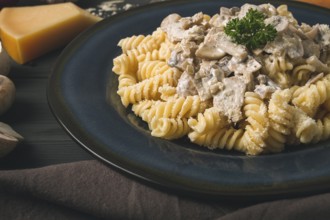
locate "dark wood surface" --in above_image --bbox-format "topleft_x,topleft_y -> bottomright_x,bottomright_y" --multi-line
0,50 -> 94,169
0,0 -> 157,169
0,0 -> 167,170
0,0 -> 112,169
0,3 -> 324,218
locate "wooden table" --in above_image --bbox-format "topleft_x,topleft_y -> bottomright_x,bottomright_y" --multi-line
0,51 -> 92,169
0,0 -> 157,169
0,5 -> 327,220
0,0 -> 170,170
0,3 -> 327,220
0,50 -> 93,169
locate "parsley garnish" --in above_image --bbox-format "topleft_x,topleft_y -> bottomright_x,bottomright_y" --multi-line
224,9 -> 277,50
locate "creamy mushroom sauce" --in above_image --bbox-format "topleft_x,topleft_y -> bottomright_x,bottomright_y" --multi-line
161,3 -> 330,123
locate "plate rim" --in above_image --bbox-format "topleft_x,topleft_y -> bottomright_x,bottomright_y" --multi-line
47,0 -> 330,200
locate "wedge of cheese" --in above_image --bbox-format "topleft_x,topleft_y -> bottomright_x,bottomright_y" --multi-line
0,2 -> 102,64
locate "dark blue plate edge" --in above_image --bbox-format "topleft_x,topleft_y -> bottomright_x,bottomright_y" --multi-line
46,0 -> 330,200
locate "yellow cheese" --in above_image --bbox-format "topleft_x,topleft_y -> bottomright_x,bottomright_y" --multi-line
0,3 -> 102,64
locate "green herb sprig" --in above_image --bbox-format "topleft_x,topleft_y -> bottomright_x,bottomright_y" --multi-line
224,9 -> 277,50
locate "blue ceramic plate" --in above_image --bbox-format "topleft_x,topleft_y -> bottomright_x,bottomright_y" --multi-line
48,0 -> 330,199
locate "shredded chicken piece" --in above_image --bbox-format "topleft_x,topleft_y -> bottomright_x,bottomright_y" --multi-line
213,76 -> 246,123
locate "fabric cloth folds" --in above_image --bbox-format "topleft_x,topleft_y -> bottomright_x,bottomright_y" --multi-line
0,160 -> 329,220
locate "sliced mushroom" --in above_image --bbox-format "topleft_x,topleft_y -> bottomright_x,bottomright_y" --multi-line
265,16 -> 289,33
195,29 -> 226,60
195,44 -> 226,60
160,13 -> 206,43
305,25 -> 319,40
237,4 -> 261,19
264,33 -> 304,59
306,55 -> 329,73
302,39 -> 320,58
208,7 -> 237,28
209,29 -> 248,60
160,14 -> 185,42
259,3 -> 277,17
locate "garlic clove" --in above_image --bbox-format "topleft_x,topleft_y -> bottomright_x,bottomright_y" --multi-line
0,122 -> 23,157
0,132 -> 19,157
0,122 -> 23,141
0,75 -> 15,115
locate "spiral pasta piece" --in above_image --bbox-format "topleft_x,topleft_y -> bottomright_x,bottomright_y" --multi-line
270,72 -> 292,88
158,84 -> 177,101
292,64 -> 316,86
132,100 -> 156,117
264,54 -> 293,75
290,106 -> 318,144
188,126 -> 245,152
135,35 -> 160,54
141,96 -> 206,125
262,54 -> 293,88
265,89 -> 293,152
137,61 -> 172,81
312,113 -> 330,143
292,74 -> 330,117
151,117 -> 190,140
118,73 -> 137,89
119,35 -> 159,54
242,92 -> 269,155
188,107 -> 227,134
137,49 -> 162,63
151,28 -> 167,45
112,50 -> 139,75
158,42 -> 173,61
114,37 -> 166,76
118,35 -> 146,53
117,69 -> 180,107
176,96 -> 206,118
135,39 -> 174,63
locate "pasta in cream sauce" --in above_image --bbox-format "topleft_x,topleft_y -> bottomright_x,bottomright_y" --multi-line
112,3 -> 330,155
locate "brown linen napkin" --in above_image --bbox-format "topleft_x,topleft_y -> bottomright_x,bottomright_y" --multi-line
0,160 -> 329,220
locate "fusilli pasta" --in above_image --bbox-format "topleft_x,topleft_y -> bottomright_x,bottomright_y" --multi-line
137,61 -> 172,81
242,92 -> 269,155
111,3 -> 330,156
265,89 -> 293,152
292,64 -> 316,86
188,107 -> 226,134
151,117 -> 190,139
292,74 -> 330,117
188,126 -> 245,152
